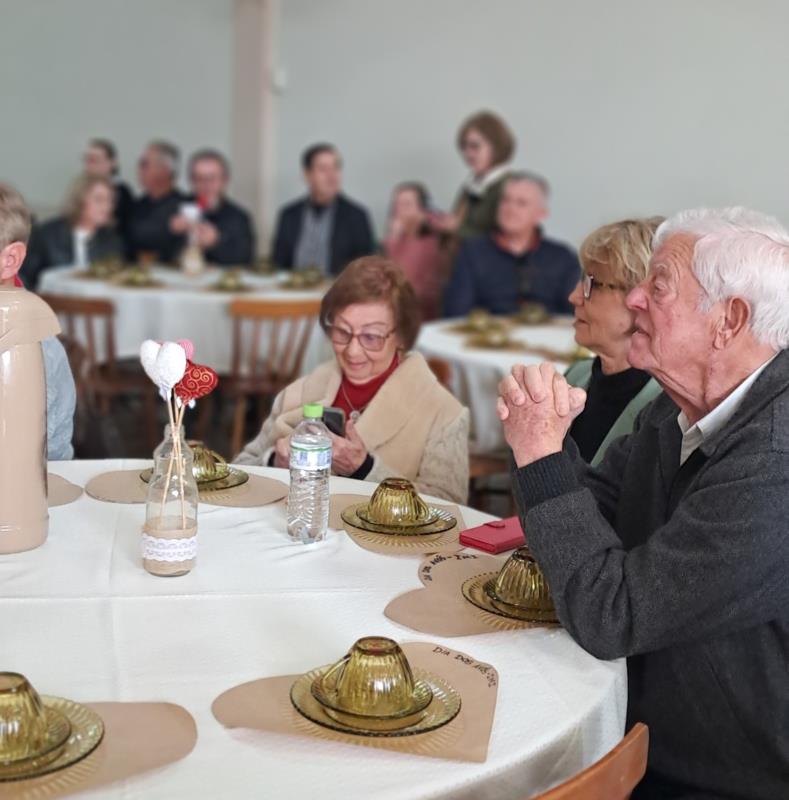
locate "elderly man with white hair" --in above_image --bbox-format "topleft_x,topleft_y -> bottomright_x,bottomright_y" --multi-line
498,207 -> 789,799
125,139 -> 186,263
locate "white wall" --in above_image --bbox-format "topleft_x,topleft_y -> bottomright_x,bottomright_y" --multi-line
275,0 -> 789,246
1,0 -> 235,218
6,0 -> 789,248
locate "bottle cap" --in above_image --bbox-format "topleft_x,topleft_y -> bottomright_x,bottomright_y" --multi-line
303,403 -> 324,419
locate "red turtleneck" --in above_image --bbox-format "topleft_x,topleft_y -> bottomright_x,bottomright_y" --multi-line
332,354 -> 400,421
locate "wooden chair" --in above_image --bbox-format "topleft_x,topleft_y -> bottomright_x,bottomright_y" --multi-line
532,724 -> 649,800
426,356 -> 453,390
225,298 -> 322,457
40,294 -> 158,452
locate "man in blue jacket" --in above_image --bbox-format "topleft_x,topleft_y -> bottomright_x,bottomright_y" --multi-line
443,172 -> 579,317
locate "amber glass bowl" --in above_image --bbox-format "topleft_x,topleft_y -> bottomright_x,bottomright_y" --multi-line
189,441 -> 230,483
488,547 -> 555,613
356,478 -> 438,528
311,637 -> 432,721
516,302 -> 549,325
0,673 -> 71,768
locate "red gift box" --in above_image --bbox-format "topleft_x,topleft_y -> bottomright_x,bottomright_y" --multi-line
459,516 -> 526,554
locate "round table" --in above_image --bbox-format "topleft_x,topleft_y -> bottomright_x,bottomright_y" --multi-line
38,266 -> 333,374
0,461 -> 626,800
417,319 -> 579,454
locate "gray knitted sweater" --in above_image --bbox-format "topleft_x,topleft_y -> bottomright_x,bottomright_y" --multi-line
513,349 -> 789,799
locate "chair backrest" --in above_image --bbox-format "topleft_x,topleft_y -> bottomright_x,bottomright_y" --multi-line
39,294 -> 117,371
533,724 -> 649,800
229,298 -> 322,387
426,356 -> 452,390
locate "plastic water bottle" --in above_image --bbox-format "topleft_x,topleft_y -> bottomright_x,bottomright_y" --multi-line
287,403 -> 332,544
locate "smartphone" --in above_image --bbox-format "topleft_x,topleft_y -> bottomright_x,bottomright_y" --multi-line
323,406 -> 346,437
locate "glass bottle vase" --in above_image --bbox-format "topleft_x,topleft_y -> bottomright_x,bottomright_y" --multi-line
142,425 -> 199,576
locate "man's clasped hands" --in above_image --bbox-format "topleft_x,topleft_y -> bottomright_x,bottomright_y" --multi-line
497,362 -> 587,467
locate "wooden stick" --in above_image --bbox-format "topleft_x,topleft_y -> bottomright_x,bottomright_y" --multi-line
159,394 -> 178,522
174,401 -> 187,529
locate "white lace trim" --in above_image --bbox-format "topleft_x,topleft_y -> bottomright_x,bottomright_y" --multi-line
142,534 -> 198,562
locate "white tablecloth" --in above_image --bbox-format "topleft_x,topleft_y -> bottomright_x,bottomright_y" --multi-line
417,320 -> 579,454
38,266 -> 333,374
0,461 -> 626,800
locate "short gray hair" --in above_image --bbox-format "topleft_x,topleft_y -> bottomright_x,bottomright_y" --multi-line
505,170 -> 550,199
654,207 -> 789,350
147,139 -> 180,176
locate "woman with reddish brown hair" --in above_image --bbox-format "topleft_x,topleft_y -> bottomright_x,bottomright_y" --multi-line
236,256 -> 469,502
430,110 -> 516,241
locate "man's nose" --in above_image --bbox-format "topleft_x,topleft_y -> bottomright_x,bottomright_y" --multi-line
626,284 -> 647,311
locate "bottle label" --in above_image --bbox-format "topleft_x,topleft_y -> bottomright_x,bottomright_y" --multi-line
142,534 -> 198,562
290,445 -> 331,471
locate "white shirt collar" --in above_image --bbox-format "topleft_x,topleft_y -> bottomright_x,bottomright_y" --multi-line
677,354 -> 777,465
463,163 -> 510,197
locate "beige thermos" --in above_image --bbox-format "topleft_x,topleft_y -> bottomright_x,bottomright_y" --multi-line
0,285 -> 60,554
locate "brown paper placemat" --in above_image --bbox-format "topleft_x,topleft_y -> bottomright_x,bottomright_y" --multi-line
330,494 -> 465,556
0,702 -> 196,800
385,552 -> 559,636
47,474 -> 83,508
212,641 -> 497,763
200,474 -> 288,507
85,469 -> 287,508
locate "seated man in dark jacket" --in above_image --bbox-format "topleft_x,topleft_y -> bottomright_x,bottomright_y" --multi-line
126,140 -> 185,263
272,143 -> 374,275
443,172 -> 579,317
168,149 -> 255,266
497,207 -> 789,799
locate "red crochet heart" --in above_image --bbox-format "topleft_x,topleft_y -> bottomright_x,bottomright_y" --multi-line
175,361 -> 219,404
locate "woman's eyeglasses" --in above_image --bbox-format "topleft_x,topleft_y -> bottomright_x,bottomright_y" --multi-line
582,273 -> 628,300
461,139 -> 483,152
327,325 -> 394,352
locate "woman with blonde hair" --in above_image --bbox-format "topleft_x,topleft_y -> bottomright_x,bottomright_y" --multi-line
565,217 -> 664,464
22,174 -> 123,289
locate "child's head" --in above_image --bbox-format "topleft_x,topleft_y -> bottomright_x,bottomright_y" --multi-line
0,183 -> 31,283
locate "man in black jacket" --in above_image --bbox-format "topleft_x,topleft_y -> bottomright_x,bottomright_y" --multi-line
169,149 -> 255,266
272,143 -> 374,275
126,140 -> 185,263
498,207 -> 789,799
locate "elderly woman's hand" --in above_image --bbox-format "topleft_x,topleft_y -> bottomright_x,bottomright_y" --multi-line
273,436 -> 290,469
497,363 -> 586,467
427,211 -> 459,234
328,419 -> 368,476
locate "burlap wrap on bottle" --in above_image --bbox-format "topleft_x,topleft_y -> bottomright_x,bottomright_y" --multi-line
0,286 -> 60,554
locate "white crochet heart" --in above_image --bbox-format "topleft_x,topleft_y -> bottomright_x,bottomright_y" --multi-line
139,339 -> 187,395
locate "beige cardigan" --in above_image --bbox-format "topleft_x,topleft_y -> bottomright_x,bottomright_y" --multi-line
236,352 -> 470,503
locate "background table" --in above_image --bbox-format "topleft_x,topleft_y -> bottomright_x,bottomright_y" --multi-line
38,266 -> 333,374
417,320 -> 579,454
0,461 -> 626,799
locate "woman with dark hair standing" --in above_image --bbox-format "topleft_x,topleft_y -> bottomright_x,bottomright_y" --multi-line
382,182 -> 444,320
83,138 -> 134,234
431,110 -> 516,241
236,256 -> 469,502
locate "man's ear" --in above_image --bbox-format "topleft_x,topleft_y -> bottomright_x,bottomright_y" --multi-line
0,242 -> 27,281
714,296 -> 751,349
